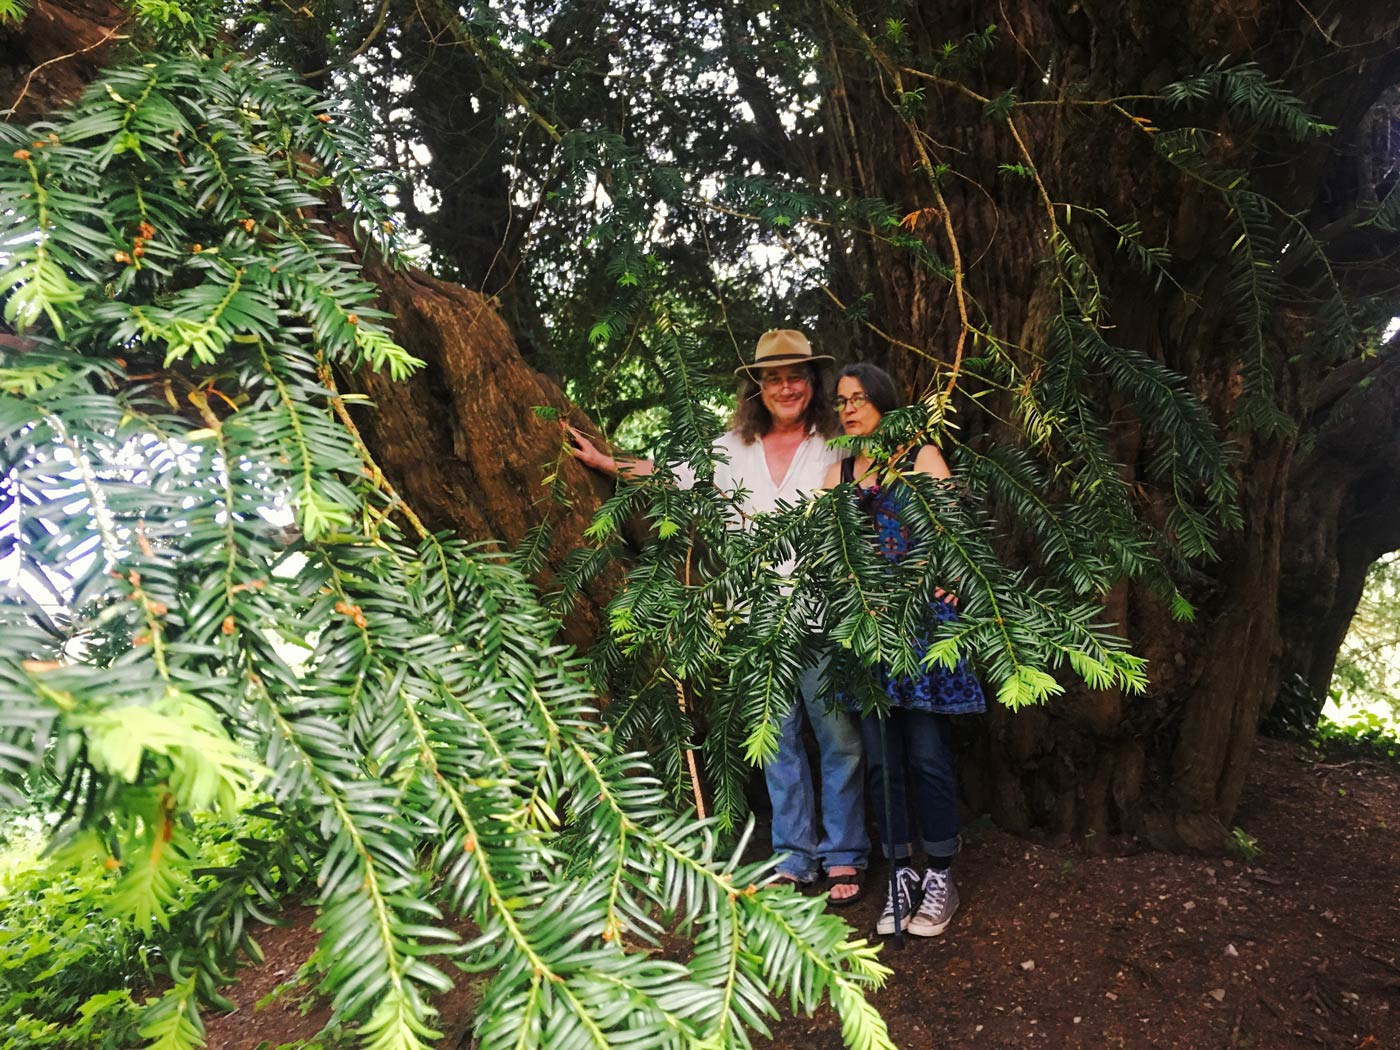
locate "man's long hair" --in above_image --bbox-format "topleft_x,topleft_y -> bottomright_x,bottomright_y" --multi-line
730,364 -> 839,443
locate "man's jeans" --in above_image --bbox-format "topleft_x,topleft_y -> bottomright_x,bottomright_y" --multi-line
764,663 -> 869,881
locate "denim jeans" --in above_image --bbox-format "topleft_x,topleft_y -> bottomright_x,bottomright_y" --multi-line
860,708 -> 960,861
764,663 -> 869,881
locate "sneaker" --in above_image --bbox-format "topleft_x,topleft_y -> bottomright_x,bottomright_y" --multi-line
907,868 -> 959,937
875,866 -> 924,935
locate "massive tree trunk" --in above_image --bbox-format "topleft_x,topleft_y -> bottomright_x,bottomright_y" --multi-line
800,1 -> 1400,849
0,0 -> 124,120
1278,352 -> 1400,715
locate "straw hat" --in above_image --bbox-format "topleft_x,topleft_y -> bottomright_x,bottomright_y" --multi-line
734,329 -> 834,378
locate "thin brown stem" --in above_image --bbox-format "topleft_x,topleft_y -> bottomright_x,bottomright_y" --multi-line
317,363 -> 431,541
302,0 -> 392,79
4,22 -> 130,118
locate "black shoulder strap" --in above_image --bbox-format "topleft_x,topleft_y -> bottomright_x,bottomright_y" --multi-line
840,456 -> 855,483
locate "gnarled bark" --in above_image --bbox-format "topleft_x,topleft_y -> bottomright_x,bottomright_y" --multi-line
350,255 -> 620,644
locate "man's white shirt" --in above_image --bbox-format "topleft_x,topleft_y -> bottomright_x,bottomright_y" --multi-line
674,428 -> 839,520
672,429 -> 840,584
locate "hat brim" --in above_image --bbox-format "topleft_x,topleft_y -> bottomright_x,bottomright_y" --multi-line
735,353 -> 835,378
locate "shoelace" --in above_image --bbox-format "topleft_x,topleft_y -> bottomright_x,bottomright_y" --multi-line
919,878 -> 947,915
882,871 -> 920,916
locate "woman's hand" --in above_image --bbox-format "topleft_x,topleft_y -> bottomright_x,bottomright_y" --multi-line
563,424 -> 614,474
934,586 -> 958,607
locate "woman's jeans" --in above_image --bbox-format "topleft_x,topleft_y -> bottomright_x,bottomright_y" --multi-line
764,663 -> 869,881
860,707 -> 960,861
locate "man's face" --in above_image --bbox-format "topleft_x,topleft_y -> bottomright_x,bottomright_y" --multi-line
758,365 -> 812,428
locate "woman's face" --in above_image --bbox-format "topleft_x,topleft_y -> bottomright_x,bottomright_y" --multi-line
836,376 -> 882,437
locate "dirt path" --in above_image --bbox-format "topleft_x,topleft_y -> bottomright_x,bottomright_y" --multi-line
775,738 -> 1400,1049
203,739 -> 1400,1049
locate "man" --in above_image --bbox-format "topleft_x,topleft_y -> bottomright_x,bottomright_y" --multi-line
567,330 -> 870,904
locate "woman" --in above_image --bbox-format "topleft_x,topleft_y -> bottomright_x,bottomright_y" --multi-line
821,362 -> 985,937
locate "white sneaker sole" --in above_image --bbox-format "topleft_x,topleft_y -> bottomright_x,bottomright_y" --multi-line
907,901 -> 958,937
876,914 -> 912,935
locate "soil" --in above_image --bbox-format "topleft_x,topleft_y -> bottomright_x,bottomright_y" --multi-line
202,738 -> 1400,1049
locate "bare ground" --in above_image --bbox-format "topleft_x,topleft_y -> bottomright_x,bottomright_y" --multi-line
202,738 -> 1400,1049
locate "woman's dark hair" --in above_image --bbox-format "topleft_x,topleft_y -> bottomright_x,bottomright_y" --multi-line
837,362 -> 903,416
731,363 -> 838,443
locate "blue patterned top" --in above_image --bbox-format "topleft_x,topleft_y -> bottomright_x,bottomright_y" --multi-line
842,454 -> 986,715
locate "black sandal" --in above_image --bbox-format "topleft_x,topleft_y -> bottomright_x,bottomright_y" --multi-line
825,870 -> 866,907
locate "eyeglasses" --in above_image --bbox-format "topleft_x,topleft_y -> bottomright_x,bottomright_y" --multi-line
759,373 -> 811,391
832,393 -> 871,411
